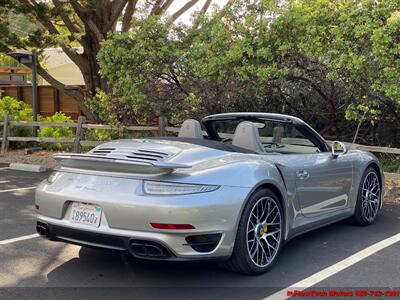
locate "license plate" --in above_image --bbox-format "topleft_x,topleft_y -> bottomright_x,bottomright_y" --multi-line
69,203 -> 102,227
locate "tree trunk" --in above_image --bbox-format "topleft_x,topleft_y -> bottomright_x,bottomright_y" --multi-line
352,112 -> 366,144
78,25 -> 111,123
4,0 -> 218,124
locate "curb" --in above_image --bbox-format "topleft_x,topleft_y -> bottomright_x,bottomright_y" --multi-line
8,163 -> 47,173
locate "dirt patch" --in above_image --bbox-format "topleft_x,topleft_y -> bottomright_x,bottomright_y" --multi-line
385,172 -> 400,204
0,149 -> 59,169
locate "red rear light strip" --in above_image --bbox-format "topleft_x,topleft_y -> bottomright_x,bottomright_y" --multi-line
150,223 -> 195,230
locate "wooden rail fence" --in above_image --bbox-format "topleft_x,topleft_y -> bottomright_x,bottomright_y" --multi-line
0,115 -> 180,154
0,114 -> 399,155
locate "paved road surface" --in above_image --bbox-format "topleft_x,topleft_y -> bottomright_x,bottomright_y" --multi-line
0,168 -> 399,299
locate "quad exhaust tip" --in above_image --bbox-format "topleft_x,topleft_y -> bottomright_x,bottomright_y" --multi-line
36,222 -> 50,238
129,239 -> 173,258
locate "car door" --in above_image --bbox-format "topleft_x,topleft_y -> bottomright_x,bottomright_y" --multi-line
258,120 -> 354,218
293,152 -> 353,217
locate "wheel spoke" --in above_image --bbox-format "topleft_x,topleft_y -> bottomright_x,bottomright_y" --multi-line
251,212 -> 258,222
256,202 -> 260,220
250,239 -> 258,258
269,233 -> 279,243
265,238 -> 277,253
266,222 -> 280,226
266,206 -> 277,220
270,210 -> 280,223
260,243 -> 269,265
263,237 -> 272,258
371,184 -> 379,192
260,200 -> 266,219
370,190 -> 379,197
265,229 -> 281,236
256,242 -> 261,263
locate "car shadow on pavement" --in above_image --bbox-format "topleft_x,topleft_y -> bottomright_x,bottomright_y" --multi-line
0,169 -> 49,190
43,203 -> 400,295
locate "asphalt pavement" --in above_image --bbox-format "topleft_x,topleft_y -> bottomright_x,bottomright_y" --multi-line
0,167 -> 399,299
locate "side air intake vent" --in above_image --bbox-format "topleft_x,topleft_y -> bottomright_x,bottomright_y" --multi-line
185,233 -> 222,253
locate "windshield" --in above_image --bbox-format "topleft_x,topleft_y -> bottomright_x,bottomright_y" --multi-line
208,119 -> 320,154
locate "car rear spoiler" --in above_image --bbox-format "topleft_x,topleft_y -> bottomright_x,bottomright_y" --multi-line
53,153 -> 191,175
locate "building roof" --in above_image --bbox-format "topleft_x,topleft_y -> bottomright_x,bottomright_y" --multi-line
42,47 -> 83,69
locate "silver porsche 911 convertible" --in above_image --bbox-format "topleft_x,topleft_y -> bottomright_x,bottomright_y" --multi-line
35,113 -> 384,274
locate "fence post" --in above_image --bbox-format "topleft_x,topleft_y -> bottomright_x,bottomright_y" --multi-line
158,116 -> 167,136
73,116 -> 85,153
1,115 -> 11,155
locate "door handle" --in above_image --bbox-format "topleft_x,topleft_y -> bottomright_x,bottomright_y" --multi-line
296,170 -> 309,180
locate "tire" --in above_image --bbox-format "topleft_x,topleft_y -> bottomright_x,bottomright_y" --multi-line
222,188 -> 284,275
351,167 -> 382,226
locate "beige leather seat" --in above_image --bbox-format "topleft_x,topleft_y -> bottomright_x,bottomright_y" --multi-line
178,119 -> 203,139
232,121 -> 264,153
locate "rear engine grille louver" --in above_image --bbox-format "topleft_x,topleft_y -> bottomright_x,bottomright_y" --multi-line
91,148 -> 115,155
91,147 -> 171,163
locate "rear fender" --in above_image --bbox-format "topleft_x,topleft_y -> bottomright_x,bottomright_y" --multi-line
217,161 -> 294,244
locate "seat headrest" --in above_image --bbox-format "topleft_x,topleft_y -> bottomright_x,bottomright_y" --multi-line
232,121 -> 264,153
273,126 -> 284,144
178,119 -> 203,139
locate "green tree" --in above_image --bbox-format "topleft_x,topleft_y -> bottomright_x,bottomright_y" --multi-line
97,1 -> 283,124
98,0 -> 399,143
0,53 -> 22,67
283,0 -> 400,123
0,0 -> 220,122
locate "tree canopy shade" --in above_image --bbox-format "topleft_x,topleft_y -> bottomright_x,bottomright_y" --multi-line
282,0 -> 400,126
1,0 -> 399,146
98,1 -> 285,124
0,0 -> 220,122
98,0 -> 400,143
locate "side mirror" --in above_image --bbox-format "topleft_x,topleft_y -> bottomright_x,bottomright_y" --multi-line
332,141 -> 347,157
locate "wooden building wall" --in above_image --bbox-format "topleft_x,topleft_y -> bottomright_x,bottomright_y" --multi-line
0,85 -> 82,121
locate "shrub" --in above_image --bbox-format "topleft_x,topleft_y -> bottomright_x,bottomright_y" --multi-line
0,96 -> 33,138
84,128 -> 113,142
377,153 -> 400,174
38,112 -> 74,151
81,128 -> 120,152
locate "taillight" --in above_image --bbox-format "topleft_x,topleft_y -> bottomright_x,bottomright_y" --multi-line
150,223 -> 195,230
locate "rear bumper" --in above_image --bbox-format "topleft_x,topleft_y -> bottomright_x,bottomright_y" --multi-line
37,217 -> 227,260
37,221 -> 176,259
35,172 -> 251,260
